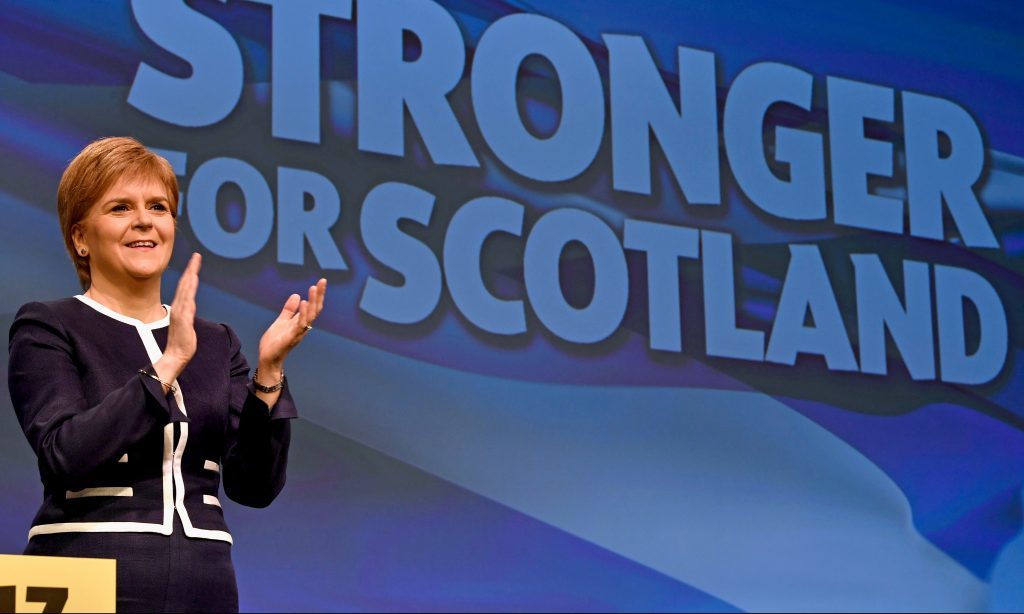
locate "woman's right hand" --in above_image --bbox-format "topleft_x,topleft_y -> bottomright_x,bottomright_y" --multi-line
153,252 -> 201,388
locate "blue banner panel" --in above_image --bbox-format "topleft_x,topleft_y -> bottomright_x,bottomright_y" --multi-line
1,1 -> 1022,611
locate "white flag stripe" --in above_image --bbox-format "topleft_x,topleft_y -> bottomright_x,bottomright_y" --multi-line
178,249 -> 991,612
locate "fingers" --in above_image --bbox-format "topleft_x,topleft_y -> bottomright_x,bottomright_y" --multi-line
315,278 -> 326,317
297,279 -> 327,333
165,254 -> 200,364
306,285 -> 317,325
187,252 -> 202,276
179,252 -> 201,287
272,280 -> 327,345
305,279 -> 327,321
278,293 -> 301,320
172,253 -> 202,315
260,280 -> 326,367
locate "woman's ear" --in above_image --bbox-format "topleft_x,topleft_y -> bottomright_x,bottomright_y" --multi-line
71,223 -> 86,255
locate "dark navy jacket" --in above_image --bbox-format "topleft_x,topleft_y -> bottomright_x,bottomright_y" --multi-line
8,296 -> 297,544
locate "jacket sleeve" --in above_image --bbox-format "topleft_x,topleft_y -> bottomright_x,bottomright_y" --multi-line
7,301 -> 183,484
221,324 -> 297,508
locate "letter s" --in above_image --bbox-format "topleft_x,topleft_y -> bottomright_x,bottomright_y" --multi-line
128,0 -> 243,126
359,182 -> 442,325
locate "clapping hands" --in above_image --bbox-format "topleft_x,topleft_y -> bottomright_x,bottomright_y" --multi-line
156,252 -> 327,397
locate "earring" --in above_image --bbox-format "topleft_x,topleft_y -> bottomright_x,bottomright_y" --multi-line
79,248 -> 87,256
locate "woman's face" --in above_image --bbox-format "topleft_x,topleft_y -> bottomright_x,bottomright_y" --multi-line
73,173 -> 175,288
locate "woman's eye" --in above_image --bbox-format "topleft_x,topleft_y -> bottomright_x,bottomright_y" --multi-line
151,202 -> 169,212
111,203 -> 130,212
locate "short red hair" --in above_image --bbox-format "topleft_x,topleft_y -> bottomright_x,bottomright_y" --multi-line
57,137 -> 179,290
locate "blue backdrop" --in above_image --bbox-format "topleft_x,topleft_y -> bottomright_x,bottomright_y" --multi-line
1,1 -> 1023,611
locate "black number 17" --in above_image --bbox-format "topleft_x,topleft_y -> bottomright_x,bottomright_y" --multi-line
0,586 -> 69,613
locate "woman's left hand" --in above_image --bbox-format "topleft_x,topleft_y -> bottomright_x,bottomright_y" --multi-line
258,278 -> 327,372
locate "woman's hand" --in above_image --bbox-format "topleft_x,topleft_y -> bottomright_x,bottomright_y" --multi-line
153,252 -> 201,389
256,278 -> 327,382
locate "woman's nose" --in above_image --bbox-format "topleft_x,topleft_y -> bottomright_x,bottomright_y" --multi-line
132,206 -> 154,228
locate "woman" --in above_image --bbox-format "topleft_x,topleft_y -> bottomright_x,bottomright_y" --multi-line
8,136 -> 325,612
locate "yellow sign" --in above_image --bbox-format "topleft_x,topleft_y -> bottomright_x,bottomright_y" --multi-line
0,554 -> 115,613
